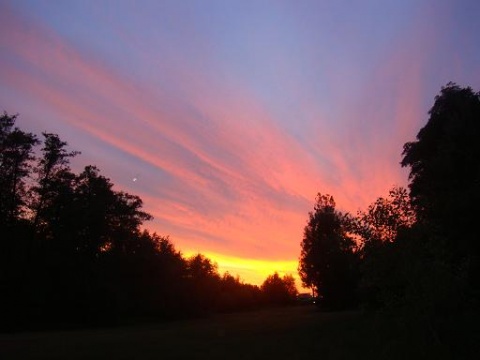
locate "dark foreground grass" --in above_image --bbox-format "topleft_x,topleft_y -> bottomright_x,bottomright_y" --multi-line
0,306 -> 478,359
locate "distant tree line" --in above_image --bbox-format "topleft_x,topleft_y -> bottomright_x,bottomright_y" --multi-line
0,113 -> 297,331
299,83 -> 480,340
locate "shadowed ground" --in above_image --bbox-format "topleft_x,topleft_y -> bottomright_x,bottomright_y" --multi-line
0,306 -> 476,359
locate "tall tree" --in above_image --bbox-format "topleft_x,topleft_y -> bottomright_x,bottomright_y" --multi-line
401,83 -> 480,288
0,112 -> 38,225
31,133 -> 79,238
72,165 -> 119,256
299,193 -> 359,309
0,113 -> 38,329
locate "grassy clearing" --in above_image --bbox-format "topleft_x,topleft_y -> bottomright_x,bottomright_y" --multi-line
0,306 -> 476,359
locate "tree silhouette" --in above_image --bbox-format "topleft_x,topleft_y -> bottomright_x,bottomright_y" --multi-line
401,82 -> 480,291
352,188 -> 417,309
355,186 -> 415,246
0,112 -> 38,226
299,194 -> 359,309
72,165 -> 152,257
0,112 -> 39,329
218,272 -> 262,312
261,272 -> 298,305
186,254 -> 221,313
31,133 -> 79,241
347,83 -> 480,339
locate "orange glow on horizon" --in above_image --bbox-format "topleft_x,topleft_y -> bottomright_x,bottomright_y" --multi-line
184,250 -> 307,292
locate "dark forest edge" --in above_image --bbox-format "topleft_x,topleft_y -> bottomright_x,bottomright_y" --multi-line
298,82 -> 480,348
0,113 -> 297,331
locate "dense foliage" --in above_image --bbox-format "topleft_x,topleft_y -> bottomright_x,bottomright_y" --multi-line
261,272 -> 298,305
299,194 -> 359,309
0,113 -> 297,330
401,83 -> 480,291
298,83 -> 480,344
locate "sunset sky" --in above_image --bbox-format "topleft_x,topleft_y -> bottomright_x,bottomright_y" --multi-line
1,0 -> 479,287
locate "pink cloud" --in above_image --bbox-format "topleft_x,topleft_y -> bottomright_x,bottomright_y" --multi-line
1,2 -> 465,286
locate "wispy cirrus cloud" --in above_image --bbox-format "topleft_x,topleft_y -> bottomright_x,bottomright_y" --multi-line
1,1 -> 478,285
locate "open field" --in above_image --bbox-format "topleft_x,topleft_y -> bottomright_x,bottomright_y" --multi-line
0,306 -> 477,359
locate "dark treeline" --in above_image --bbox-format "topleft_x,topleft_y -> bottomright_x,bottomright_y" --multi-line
299,83 -> 480,343
0,114 -> 297,331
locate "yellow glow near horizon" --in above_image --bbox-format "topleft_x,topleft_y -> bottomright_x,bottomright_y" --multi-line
184,250 -> 307,292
